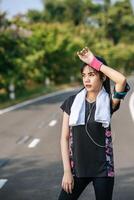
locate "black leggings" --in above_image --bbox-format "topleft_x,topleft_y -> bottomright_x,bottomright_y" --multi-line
58,176 -> 114,200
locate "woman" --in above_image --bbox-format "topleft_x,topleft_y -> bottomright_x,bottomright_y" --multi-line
58,47 -> 130,200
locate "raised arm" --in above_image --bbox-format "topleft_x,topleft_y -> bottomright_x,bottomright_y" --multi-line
99,64 -> 126,109
77,47 -> 129,110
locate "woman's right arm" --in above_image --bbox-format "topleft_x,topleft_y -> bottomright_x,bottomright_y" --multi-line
60,111 -> 74,194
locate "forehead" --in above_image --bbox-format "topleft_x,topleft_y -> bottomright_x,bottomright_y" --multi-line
82,65 -> 96,73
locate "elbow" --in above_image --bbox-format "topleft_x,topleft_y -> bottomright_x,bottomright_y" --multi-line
122,77 -> 127,86
122,76 -> 127,82
119,76 -> 127,86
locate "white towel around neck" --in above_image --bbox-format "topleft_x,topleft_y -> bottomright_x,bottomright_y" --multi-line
69,86 -> 111,128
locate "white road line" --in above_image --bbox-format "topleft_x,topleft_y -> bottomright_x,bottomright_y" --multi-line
38,122 -> 45,129
28,138 -> 40,148
0,87 -> 80,115
0,179 -> 8,189
129,92 -> 134,122
49,120 -> 57,127
17,135 -> 31,144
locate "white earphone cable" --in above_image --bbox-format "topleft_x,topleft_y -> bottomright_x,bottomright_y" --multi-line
85,102 -> 112,148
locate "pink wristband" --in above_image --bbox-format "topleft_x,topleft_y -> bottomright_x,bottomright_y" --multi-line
88,57 -> 103,71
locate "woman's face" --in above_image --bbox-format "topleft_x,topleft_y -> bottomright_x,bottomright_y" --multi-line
81,65 -> 103,92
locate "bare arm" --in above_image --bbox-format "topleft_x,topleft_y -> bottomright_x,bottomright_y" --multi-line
100,64 -> 127,109
100,64 -> 126,89
60,111 -> 71,173
77,47 -> 127,110
60,111 -> 74,193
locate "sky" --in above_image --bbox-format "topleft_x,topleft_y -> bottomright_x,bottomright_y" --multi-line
0,0 -> 133,18
0,0 -> 43,18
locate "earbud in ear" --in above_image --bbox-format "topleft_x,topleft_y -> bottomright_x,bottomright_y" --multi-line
103,77 -> 106,82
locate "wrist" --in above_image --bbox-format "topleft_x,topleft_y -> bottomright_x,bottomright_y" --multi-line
88,56 -> 103,71
64,169 -> 71,173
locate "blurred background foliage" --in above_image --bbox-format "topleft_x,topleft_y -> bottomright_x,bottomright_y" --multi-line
0,0 -> 134,104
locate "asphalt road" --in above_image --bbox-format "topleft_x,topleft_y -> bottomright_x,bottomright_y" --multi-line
0,77 -> 133,200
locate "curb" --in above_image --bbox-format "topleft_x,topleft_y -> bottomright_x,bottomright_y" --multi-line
0,86 -> 80,115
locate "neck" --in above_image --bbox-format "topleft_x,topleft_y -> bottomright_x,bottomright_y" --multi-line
86,91 -> 98,102
86,86 -> 103,102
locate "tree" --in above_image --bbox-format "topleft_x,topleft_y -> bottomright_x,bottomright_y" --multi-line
95,0 -> 134,44
26,9 -> 44,23
0,11 -> 10,28
107,0 -> 133,44
0,27 -> 30,94
42,0 -> 101,25
64,0 -> 85,25
42,0 -> 66,23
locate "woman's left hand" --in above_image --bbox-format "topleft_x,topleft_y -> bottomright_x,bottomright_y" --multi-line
77,47 -> 94,64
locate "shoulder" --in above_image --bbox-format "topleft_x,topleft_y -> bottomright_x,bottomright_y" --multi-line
63,94 -> 77,105
60,94 -> 77,115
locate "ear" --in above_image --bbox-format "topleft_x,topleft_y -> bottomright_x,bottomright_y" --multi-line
102,76 -> 106,82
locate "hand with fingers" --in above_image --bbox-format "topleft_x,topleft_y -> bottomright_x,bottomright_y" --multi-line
77,47 -> 103,71
77,47 -> 94,65
61,171 -> 74,194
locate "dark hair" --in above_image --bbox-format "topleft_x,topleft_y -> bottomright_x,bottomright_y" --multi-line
80,56 -> 111,98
